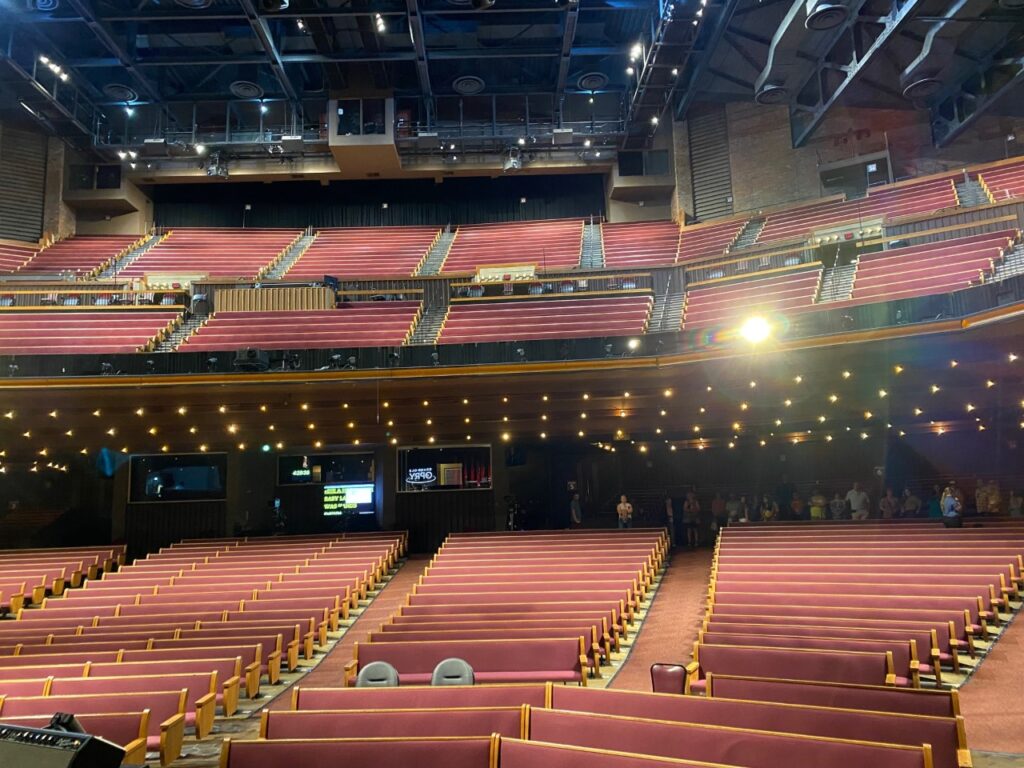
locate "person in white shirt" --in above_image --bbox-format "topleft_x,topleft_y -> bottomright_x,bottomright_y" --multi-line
846,482 -> 871,521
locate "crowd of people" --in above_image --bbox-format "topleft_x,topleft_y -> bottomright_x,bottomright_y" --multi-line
613,478 -> 1024,547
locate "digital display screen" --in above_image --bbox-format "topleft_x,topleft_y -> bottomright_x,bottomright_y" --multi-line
278,453 -> 374,486
129,453 -> 227,503
397,445 -> 491,493
323,483 -> 375,516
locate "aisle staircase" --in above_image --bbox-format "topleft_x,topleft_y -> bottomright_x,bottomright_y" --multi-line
993,241 -> 1024,282
416,228 -> 457,276
817,263 -> 857,303
407,306 -> 447,345
99,233 -> 162,278
152,308 -> 209,352
579,221 -> 604,269
955,178 -> 992,208
265,230 -> 316,279
648,275 -> 685,332
729,218 -> 764,251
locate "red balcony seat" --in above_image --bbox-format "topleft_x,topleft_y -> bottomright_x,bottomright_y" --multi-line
978,159 -> 1024,201
757,178 -> 958,245
118,228 -> 302,280
678,219 -> 746,263
440,219 -> 583,274
601,221 -> 680,268
179,303 -> 421,351
438,295 -> 652,344
683,269 -> 821,329
21,235 -> 139,276
285,226 -> 440,279
0,311 -> 179,355
0,243 -> 37,273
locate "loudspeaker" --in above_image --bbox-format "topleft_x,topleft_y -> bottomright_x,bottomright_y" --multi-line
0,724 -> 124,768
233,347 -> 270,371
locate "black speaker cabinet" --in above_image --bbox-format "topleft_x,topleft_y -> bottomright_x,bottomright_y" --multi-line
0,724 -> 124,768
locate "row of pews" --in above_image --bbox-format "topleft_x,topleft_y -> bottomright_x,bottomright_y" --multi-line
0,533 -> 404,765
344,530 -> 666,686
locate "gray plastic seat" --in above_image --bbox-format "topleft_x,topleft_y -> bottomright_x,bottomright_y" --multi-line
431,658 -> 475,686
355,660 -> 400,687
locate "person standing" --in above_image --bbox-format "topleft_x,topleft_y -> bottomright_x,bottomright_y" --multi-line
846,481 -> 870,521
926,484 -> 943,518
682,491 -> 700,547
711,492 -> 728,534
1009,490 -> 1023,517
879,487 -> 899,519
901,487 -> 921,518
790,492 -> 807,521
829,491 -> 847,520
664,495 -> 676,547
809,485 -> 828,521
725,493 -> 742,524
617,494 -> 633,529
758,493 -> 779,522
570,493 -> 582,528
942,484 -> 963,528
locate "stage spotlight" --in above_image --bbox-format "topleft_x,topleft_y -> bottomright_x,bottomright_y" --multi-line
515,347 -> 527,362
604,343 -> 614,358
344,356 -> 357,370
626,338 -> 641,351
387,350 -> 401,367
7,363 -> 18,377
205,356 -> 218,372
431,351 -> 440,367
145,358 -> 156,373
328,352 -> 344,370
739,316 -> 771,344
100,361 -> 114,375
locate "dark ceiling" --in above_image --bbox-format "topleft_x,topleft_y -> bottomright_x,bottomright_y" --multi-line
0,0 -> 1021,158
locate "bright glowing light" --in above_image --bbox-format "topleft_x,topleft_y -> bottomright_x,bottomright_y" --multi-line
627,338 -> 640,350
195,144 -> 206,155
739,316 -> 771,344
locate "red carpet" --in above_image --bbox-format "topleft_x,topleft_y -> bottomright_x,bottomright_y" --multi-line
959,614 -> 1024,753
610,548 -> 714,691
269,557 -> 426,708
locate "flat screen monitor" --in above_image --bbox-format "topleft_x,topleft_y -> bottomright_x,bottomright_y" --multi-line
397,445 -> 491,493
278,453 -> 375,486
323,482 -> 376,516
129,453 -> 227,503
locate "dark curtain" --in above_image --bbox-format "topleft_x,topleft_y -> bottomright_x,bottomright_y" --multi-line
151,175 -> 606,229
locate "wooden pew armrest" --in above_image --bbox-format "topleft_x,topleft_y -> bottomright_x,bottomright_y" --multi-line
884,673 -> 897,686
267,649 -> 283,684
122,736 -> 148,766
284,641 -> 299,672
243,661 -> 261,698
317,620 -> 328,648
301,631 -> 314,660
344,659 -> 358,687
159,713 -> 186,767
579,655 -> 589,687
957,749 -> 973,768
195,693 -> 217,739
222,676 -> 241,717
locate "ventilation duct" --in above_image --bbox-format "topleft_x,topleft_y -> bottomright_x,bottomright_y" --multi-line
753,0 -> 865,105
899,0 -> 993,102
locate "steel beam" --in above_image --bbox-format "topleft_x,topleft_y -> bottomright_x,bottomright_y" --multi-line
62,0 -> 176,121
406,0 -> 432,97
789,0 -> 924,148
931,54 -> 1024,148
555,0 -> 581,101
237,0 -> 300,104
674,0 -> 742,121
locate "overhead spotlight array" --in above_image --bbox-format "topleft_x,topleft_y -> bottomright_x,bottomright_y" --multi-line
38,54 -> 69,82
374,13 -> 386,33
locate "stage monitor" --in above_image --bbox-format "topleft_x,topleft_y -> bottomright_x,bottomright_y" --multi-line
323,482 -> 375,516
129,453 -> 227,503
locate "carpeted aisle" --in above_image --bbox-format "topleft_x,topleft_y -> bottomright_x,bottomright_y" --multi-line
960,613 -> 1024,753
610,548 -> 714,691
268,556 -> 427,707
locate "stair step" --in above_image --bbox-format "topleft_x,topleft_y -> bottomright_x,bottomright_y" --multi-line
417,230 -> 457,276
266,232 -> 316,279
729,218 -> 765,252
408,306 -> 448,345
99,233 -> 162,278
